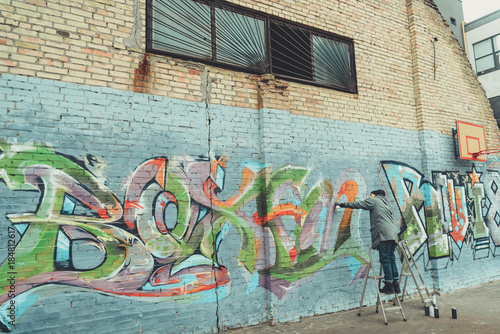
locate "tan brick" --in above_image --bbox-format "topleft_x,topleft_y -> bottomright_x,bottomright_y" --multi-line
0,58 -> 17,66
36,71 -> 61,80
38,7 -> 63,17
16,41 -> 40,50
64,62 -> 86,71
85,78 -> 107,86
68,69 -> 91,78
10,67 -> 36,76
26,0 -> 47,6
0,4 -> 14,12
3,12 -> 26,21
18,48 -> 42,57
53,23 -> 78,33
61,75 -> 85,84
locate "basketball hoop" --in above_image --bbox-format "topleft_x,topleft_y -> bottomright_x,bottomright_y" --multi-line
454,121 -> 488,161
472,149 -> 500,161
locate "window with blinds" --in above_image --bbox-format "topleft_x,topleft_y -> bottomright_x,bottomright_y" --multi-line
147,0 -> 357,93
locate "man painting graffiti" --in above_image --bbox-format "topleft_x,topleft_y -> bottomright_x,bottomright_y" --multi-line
336,190 -> 400,294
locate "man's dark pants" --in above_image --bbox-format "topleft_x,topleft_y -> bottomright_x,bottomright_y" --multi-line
378,240 -> 398,282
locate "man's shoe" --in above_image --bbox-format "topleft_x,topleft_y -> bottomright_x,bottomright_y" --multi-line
393,280 -> 401,294
380,282 -> 394,294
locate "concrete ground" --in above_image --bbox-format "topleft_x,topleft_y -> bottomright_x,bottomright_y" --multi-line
226,280 -> 500,334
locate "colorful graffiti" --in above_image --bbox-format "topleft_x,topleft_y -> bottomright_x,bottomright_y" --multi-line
0,141 -> 370,330
381,162 -> 500,261
2,142 -> 500,330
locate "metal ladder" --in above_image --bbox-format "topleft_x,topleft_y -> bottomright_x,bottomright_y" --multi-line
398,239 -> 432,304
358,246 -> 406,325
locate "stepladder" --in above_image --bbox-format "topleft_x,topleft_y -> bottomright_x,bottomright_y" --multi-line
398,239 -> 432,304
358,246 -> 406,325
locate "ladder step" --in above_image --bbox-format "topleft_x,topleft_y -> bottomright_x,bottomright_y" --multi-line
383,306 -> 403,312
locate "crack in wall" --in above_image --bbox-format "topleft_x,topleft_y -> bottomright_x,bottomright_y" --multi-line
123,0 -> 142,49
202,69 -> 222,333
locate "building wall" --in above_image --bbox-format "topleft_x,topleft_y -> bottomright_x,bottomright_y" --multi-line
464,11 -> 500,99
434,0 -> 465,48
1,0 -> 500,333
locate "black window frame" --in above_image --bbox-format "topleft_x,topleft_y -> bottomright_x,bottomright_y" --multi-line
473,34 -> 500,76
146,0 -> 358,93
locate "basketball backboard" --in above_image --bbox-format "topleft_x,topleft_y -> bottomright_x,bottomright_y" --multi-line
455,121 -> 487,162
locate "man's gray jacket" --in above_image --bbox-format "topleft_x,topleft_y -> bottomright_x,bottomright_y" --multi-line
344,195 -> 398,249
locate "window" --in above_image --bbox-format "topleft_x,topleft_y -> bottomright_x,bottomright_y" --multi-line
450,17 -> 456,26
473,34 -> 500,75
147,0 -> 357,93
490,95 -> 500,129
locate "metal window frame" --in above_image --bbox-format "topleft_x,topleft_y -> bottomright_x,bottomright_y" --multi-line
146,0 -> 358,93
473,33 -> 500,76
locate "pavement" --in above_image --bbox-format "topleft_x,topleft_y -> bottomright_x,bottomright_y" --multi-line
226,280 -> 500,334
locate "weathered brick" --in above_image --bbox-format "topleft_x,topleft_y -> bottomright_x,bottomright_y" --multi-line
0,1 -> 499,334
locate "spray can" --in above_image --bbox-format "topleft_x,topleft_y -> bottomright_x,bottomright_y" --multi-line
452,307 -> 457,319
425,305 -> 430,316
434,306 -> 439,318
429,305 -> 435,317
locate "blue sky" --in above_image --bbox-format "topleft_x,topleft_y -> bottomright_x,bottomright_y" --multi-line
462,0 -> 500,22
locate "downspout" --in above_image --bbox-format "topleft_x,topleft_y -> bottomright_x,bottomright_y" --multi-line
462,21 -> 468,57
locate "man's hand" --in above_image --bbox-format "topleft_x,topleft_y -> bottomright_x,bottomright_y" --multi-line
336,202 -> 346,208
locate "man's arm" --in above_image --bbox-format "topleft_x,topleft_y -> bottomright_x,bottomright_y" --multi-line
337,197 -> 375,210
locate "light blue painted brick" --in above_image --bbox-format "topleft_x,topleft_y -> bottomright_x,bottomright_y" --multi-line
83,104 -> 108,113
81,129 -> 105,138
38,92 -> 63,101
27,76 -> 43,84
4,123 -> 29,131
0,101 -> 15,109
7,109 -> 36,118
59,101 -> 84,109
9,74 -> 30,82
60,87 -> 86,96
87,122 -> 103,130
53,80 -> 76,89
16,102 -> 43,111
56,140 -> 85,150
89,85 -> 103,93
101,86 -> 124,95
7,80 -> 35,90
64,94 -> 88,104
84,90 -> 105,100
6,94 -> 34,102
91,136 -> 116,145
2,74 -> 499,334
42,105 -> 66,115
0,129 -> 21,138
131,104 -> 153,113
38,119 -> 56,127
0,74 -> 16,81
129,96 -> 150,105
14,88 -> 40,98
0,86 -> 13,95
108,101 -> 126,109
61,114 -> 85,122
35,83 -> 60,94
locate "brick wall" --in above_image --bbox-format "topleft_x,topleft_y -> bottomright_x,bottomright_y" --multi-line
1,0 -> 500,332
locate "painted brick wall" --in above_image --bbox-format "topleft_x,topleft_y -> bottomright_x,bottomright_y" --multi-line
1,0 -> 500,333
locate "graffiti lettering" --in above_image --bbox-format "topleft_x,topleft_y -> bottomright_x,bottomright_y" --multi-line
1,143 -> 499,330
0,141 -> 370,329
382,162 -> 499,260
